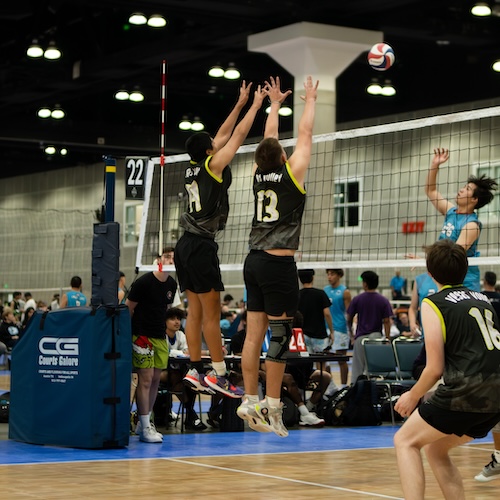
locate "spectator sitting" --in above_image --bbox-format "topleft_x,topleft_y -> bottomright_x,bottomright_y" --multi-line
159,307 -> 207,431
60,276 -> 87,308
0,307 -> 21,351
21,307 -> 35,330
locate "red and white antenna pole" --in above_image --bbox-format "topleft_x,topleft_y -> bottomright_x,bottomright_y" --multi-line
158,59 -> 167,269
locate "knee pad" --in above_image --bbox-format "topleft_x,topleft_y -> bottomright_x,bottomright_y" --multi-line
266,319 -> 293,363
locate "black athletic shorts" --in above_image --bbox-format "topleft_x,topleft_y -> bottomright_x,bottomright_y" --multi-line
418,400 -> 500,438
174,232 -> 224,293
243,250 -> 299,317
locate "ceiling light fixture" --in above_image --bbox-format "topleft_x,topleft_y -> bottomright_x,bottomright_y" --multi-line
366,80 -> 396,96
37,107 -> 52,118
147,14 -> 167,28
191,117 -> 205,131
178,116 -> 192,130
51,106 -> 65,119
208,65 -> 225,78
27,40 -> 44,58
44,146 -> 56,155
44,40 -> 62,60
129,12 -> 147,25
492,60 -> 500,72
129,89 -> 145,102
471,2 -> 492,16
265,105 -> 293,116
224,63 -> 240,80
114,90 -> 130,101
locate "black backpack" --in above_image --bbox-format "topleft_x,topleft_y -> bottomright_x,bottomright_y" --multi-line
318,379 -> 382,426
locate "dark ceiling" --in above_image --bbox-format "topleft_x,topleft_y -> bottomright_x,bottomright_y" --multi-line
1,0 -> 500,178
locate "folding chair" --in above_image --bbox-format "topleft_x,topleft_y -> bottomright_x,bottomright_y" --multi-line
392,338 -> 424,380
362,338 -> 414,425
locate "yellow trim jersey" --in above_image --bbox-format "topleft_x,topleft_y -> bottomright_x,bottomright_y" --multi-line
249,162 -> 306,250
423,285 -> 500,412
179,157 -> 232,238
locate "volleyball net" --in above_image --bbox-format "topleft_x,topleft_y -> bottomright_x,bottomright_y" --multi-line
136,106 -> 500,284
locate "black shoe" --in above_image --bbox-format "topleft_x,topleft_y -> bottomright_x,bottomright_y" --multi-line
185,417 -> 207,431
207,410 -> 220,429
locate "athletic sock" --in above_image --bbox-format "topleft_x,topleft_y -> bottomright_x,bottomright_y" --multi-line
212,361 -> 227,376
139,414 -> 150,429
266,396 -> 281,408
494,450 -> 500,462
245,394 -> 259,404
298,405 -> 309,416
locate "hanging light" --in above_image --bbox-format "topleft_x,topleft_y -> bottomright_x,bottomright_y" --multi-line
224,63 -> 240,80
208,65 -> 225,78
381,84 -> 396,96
178,116 -> 192,130
114,89 -> 130,100
129,12 -> 147,25
492,60 -> 500,72
367,83 -> 382,95
279,106 -> 293,117
60,148 -> 68,156
191,117 -> 205,131
471,2 -> 492,16
27,40 -> 44,58
129,89 -> 145,102
147,14 -> 167,27
44,40 -> 62,60
44,146 -> 56,155
51,106 -> 65,119
37,107 -> 52,118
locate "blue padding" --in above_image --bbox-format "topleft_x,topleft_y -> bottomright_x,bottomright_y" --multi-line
9,305 -> 131,449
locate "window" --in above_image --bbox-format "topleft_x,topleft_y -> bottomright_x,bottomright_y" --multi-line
124,203 -> 143,245
333,179 -> 360,229
477,164 -> 500,218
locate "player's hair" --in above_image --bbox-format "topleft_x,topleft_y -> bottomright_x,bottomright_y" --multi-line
425,239 -> 467,285
360,270 -> 379,290
166,307 -> 185,320
254,137 -> 283,172
484,271 -> 497,286
326,268 -> 344,278
160,246 -> 175,257
467,174 -> 498,209
185,132 -> 213,162
298,269 -> 315,284
70,276 -> 82,288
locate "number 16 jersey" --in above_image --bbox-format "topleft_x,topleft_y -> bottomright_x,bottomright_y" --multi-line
249,162 -> 306,250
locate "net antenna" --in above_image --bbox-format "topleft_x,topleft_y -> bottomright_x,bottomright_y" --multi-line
158,59 -> 167,270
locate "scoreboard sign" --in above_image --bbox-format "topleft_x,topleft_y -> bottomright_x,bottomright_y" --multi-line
125,157 -> 148,200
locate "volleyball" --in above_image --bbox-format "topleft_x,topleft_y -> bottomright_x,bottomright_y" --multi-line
367,43 -> 395,71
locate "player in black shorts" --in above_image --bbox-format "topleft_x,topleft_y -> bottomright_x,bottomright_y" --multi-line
394,239 -> 500,499
237,76 -> 319,437
175,81 -> 266,398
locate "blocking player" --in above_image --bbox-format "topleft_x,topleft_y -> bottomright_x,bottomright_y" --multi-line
175,81 -> 266,398
425,147 -> 497,291
237,75 -> 318,437
394,239 -> 500,499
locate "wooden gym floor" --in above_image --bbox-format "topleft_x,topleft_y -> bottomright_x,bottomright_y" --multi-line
0,369 -> 497,499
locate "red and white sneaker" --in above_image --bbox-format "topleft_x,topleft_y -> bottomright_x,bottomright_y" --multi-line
204,370 -> 244,398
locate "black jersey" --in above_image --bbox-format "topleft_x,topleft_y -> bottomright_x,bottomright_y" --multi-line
248,161 -> 306,250
179,156 -> 232,238
424,285 -> 500,413
127,272 -> 177,339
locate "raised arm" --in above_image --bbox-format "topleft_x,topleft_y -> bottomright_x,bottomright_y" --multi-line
263,76 -> 292,139
288,76 -> 319,187
209,85 -> 266,177
212,81 -> 252,150
425,148 -> 454,215
408,281 -> 420,337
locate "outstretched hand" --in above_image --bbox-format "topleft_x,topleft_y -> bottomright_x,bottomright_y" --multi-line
300,76 -> 319,101
431,148 -> 449,169
252,84 -> 267,108
237,80 -> 253,105
264,76 -> 292,104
